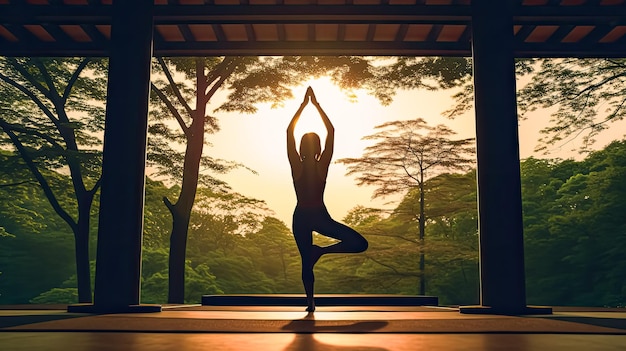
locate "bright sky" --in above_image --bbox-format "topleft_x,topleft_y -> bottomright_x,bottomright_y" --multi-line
206,76 -> 625,226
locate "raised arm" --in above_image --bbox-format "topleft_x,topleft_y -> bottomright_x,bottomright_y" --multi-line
310,89 -> 334,169
287,90 -> 309,176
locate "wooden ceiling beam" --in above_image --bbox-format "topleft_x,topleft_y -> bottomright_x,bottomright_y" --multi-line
0,3 -> 625,58
2,4 -> 623,24
2,37 -> 625,58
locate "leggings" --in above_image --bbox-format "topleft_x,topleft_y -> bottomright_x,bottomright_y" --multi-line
292,205 -> 368,282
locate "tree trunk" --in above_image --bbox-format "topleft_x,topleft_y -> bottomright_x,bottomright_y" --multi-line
418,176 -> 426,295
75,197 -> 93,303
167,206 -> 191,303
166,132 -> 202,303
167,64 -> 207,303
280,244 -> 288,282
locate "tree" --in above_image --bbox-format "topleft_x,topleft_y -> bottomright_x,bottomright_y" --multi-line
0,57 -> 106,303
337,118 -> 475,294
149,57 -> 257,303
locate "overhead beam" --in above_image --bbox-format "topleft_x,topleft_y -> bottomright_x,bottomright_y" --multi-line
514,5 -> 626,24
3,39 -> 626,58
3,4 -> 626,25
0,40 -> 470,57
1,5 -> 470,24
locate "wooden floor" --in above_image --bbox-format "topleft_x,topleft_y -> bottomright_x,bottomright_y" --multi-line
1,305 -> 625,351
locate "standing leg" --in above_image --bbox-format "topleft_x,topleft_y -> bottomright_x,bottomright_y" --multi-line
293,211 -> 316,311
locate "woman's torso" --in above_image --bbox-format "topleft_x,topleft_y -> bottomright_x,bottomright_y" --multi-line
293,161 -> 326,207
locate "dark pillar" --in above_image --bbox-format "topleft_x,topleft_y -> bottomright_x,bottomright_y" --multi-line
69,0 -> 160,313
459,0 -> 550,315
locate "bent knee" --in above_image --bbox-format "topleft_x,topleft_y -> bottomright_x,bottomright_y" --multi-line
355,236 -> 368,253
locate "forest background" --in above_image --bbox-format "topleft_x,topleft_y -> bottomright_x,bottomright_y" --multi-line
1,56 -> 625,307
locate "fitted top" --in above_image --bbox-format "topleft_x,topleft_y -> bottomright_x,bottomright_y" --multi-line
293,164 -> 326,208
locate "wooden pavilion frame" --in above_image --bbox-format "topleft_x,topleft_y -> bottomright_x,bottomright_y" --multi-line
1,0 -> 625,315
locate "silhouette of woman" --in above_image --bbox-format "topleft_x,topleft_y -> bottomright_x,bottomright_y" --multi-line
287,87 -> 368,312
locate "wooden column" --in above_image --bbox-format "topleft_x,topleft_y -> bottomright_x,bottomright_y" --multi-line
69,0 -> 160,313
460,0 -> 550,315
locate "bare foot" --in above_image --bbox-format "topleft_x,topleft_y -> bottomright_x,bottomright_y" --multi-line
311,244 -> 323,267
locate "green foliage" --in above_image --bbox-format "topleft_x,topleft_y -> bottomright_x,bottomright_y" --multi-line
0,228 -> 11,238
140,248 -> 222,304
343,206 -> 385,227
380,57 -> 472,91
30,288 -> 78,304
522,140 -> 626,306
0,231 -> 75,304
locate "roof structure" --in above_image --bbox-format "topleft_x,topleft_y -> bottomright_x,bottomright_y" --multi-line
1,0 -> 625,58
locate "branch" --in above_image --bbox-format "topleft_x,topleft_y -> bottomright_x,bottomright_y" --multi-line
0,120 -> 77,230
203,57 -> 237,97
150,82 -> 190,138
366,232 -> 418,244
0,180 -> 37,188
32,58 -> 61,103
366,256 -> 417,277
62,57 -> 91,104
380,277 -> 405,290
401,162 -> 420,185
0,71 -> 60,125
156,57 -> 194,118
163,196 -> 175,213
88,175 -> 102,197
403,135 -> 423,184
6,58 -> 52,100
566,71 -> 626,102
602,58 -> 626,69
204,57 -> 239,102
607,97 -> 626,123
550,96 -> 626,153
2,120 -> 65,151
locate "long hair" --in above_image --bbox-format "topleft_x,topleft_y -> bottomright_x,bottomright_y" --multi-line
300,133 -> 321,160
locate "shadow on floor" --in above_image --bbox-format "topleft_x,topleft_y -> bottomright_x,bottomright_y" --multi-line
281,313 -> 390,351
545,316 -> 626,330
0,314 -> 82,329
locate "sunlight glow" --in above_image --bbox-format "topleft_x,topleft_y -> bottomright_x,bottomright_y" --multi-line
210,75 -> 477,225
292,77 -> 382,160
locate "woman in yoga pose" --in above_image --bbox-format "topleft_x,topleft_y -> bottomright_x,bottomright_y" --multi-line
287,87 -> 368,312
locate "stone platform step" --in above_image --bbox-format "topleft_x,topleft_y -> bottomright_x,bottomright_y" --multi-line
201,294 -> 438,307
